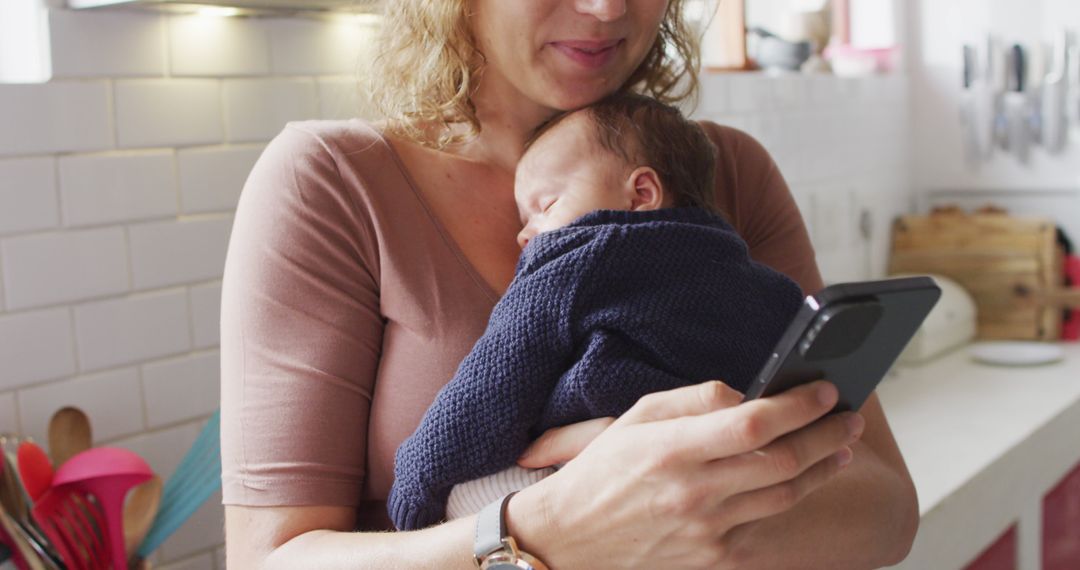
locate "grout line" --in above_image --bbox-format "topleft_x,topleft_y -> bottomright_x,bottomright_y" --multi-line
160,12 -> 171,79
2,339 -> 220,404
136,363 -> 150,431
51,155 -> 64,231
107,78 -> 119,150
0,239 -> 6,313
97,410 -> 215,448
12,388 -> 24,437
172,147 -> 184,215
123,224 -> 135,291
185,285 -> 196,352
68,305 -> 81,374
0,278 -> 225,320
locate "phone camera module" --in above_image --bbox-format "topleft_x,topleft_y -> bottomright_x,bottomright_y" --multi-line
799,300 -> 884,362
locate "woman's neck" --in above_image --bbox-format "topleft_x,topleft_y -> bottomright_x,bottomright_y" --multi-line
452,71 -> 559,175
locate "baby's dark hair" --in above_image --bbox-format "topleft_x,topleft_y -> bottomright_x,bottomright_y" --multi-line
525,92 -> 722,216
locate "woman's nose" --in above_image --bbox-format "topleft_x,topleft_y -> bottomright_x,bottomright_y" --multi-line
574,0 -> 627,21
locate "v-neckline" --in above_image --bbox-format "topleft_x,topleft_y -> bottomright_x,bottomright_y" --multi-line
365,123 -> 503,305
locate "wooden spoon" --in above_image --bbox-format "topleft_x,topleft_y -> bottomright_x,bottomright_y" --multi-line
124,475 -> 163,562
47,407 -> 92,468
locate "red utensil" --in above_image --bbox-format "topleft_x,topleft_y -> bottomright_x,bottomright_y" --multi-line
32,486 -> 107,570
16,443 -> 53,503
38,448 -> 152,570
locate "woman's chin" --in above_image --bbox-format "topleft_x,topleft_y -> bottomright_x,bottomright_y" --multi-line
540,84 -> 626,112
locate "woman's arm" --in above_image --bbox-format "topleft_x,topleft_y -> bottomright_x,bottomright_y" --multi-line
230,380 -> 858,569
721,393 -> 918,568
226,505 -> 479,569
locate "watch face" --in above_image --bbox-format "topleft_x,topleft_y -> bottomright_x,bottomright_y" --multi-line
481,555 -> 535,570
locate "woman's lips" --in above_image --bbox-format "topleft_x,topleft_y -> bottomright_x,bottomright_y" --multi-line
549,39 -> 624,70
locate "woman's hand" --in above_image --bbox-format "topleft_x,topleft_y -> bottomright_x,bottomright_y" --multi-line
513,379 -> 864,569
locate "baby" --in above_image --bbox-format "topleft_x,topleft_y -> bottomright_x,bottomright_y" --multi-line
388,93 -> 805,530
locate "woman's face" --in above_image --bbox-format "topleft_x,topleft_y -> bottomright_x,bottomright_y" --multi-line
469,0 -> 671,112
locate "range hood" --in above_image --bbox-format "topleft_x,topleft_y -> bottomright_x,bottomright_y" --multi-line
67,0 -> 382,14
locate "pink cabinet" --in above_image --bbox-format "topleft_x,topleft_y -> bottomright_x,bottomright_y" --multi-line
963,525 -> 1017,570
1044,460 -> 1080,570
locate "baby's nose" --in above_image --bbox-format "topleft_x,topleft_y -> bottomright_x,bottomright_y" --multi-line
516,228 -> 533,249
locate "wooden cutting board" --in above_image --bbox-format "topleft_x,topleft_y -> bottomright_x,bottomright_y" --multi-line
888,210 -> 1077,341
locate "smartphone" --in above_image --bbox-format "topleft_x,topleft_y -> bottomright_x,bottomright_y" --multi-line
742,276 -> 942,413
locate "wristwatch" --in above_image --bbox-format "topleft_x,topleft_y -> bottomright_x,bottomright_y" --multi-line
473,492 -> 550,570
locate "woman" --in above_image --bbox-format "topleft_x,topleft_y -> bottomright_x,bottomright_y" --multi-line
221,1 -> 919,568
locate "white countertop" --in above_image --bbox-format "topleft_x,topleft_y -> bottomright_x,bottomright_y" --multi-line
878,343 -> 1080,569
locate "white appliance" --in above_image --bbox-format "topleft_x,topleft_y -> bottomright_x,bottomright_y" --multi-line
67,0 -> 380,13
896,274 -> 978,364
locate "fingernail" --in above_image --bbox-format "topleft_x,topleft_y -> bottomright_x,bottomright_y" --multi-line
818,383 -> 837,406
836,447 -> 853,467
847,414 -> 865,438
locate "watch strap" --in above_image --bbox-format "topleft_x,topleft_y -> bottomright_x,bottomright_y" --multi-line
474,491 -> 515,562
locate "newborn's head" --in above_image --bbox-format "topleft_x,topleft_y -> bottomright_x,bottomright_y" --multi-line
515,92 -> 719,248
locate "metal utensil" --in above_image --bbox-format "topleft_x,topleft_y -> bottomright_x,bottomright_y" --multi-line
1005,44 -> 1032,162
1042,31 -> 1069,153
960,44 -> 981,165
1067,35 -> 1079,125
0,453 -> 54,570
974,36 -> 1002,158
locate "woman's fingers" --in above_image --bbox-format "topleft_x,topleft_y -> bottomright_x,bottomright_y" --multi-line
713,445 -> 855,531
706,411 -> 864,496
517,416 -> 615,468
614,380 -> 744,427
669,380 -> 840,462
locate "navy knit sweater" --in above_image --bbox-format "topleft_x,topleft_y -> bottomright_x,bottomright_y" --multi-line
388,207 -> 804,530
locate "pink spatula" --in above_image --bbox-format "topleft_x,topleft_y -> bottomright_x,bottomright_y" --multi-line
36,448 -> 152,570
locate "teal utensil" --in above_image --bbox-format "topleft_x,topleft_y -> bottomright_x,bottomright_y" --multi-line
136,411 -> 221,559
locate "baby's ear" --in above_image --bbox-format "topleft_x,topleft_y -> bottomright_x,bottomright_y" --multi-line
627,166 -> 666,211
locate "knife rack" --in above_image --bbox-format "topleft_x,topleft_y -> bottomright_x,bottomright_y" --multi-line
960,30 -> 1080,164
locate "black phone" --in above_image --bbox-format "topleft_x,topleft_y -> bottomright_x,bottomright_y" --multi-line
742,276 -> 942,413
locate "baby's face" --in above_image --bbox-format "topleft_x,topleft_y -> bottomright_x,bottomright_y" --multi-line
514,113 -> 633,249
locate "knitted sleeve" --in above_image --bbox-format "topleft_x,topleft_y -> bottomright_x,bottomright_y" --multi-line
387,229 -> 598,530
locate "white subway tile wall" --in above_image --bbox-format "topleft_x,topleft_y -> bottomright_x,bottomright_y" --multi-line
693,72 -> 912,287
17,367 -> 144,443
48,10 -> 167,78
127,216 -> 232,289
223,77 -> 319,142
0,308 -> 77,391
73,289 -> 191,372
188,281 -> 222,349
142,351 -> 220,428
0,10 -> 382,564
114,79 -> 224,148
177,146 -> 263,214
0,82 -> 114,156
0,391 -> 16,434
58,151 -> 178,227
2,227 -> 129,309
0,156 -> 59,235
168,16 -> 270,76
0,8 -> 912,567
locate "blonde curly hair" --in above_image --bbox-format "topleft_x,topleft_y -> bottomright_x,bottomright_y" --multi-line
366,1 -> 702,149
